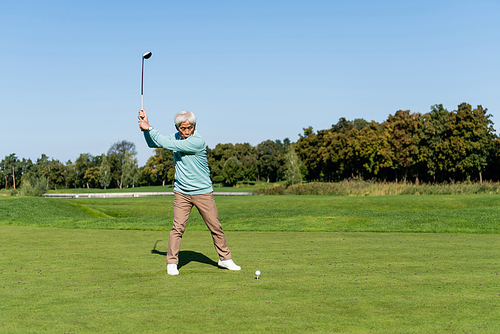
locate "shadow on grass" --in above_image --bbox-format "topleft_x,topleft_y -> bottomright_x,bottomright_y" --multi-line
151,240 -> 218,269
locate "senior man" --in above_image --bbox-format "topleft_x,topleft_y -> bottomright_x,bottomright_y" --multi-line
138,109 -> 241,275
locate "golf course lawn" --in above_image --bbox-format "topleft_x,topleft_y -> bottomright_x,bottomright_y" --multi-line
1,194 -> 500,333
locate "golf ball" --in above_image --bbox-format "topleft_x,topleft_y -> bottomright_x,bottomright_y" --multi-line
255,270 -> 261,276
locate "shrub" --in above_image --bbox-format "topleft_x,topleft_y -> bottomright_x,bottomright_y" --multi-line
252,179 -> 500,196
18,178 -> 48,196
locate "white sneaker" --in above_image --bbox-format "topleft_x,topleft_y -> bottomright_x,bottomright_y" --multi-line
218,259 -> 241,271
167,263 -> 179,275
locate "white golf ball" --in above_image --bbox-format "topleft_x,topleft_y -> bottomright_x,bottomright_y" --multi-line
255,270 -> 261,276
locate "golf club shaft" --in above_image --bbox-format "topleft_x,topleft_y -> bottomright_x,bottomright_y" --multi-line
140,51 -> 152,119
141,57 -> 145,109
140,57 -> 145,118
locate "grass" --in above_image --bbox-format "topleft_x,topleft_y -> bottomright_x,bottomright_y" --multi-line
1,194 -> 500,233
1,226 -> 499,333
7,179 -> 500,196
45,183 -> 258,194
4,179 -> 500,197
254,180 -> 500,196
1,194 -> 500,333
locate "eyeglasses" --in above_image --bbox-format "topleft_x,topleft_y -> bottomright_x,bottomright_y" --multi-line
179,126 -> 194,131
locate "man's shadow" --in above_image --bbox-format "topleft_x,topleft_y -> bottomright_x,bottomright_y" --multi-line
151,240 -> 218,269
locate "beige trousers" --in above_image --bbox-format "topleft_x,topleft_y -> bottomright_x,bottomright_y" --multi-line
167,191 -> 232,264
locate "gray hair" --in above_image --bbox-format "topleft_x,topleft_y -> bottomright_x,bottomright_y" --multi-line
174,110 -> 197,128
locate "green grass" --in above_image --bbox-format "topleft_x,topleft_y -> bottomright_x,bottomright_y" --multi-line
45,183 -> 258,194
254,180 -> 500,196
45,185 -> 176,194
1,194 -> 500,333
8,179 -> 500,196
1,194 -> 500,233
1,226 -> 499,333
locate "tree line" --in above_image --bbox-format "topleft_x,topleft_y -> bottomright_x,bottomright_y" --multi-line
0,141 -> 141,194
295,103 -> 499,183
1,102 -> 499,193
1,136 -> 303,193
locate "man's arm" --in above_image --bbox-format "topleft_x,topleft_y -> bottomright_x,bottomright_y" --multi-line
145,130 -> 205,154
143,129 -> 161,148
138,109 -> 205,153
138,109 -> 159,148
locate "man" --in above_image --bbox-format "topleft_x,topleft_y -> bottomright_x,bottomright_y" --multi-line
138,109 -> 241,275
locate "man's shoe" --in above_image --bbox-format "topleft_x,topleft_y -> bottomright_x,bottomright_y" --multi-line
167,263 -> 179,275
218,259 -> 241,271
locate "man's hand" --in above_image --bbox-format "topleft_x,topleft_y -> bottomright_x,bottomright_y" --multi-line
138,109 -> 151,131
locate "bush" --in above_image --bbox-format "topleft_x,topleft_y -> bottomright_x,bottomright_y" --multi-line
18,178 -> 48,196
253,179 -> 500,196
213,176 -> 224,183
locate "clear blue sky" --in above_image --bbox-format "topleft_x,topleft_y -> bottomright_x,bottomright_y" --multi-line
1,0 -> 499,166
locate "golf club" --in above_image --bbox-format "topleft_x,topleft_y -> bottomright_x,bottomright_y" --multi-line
141,51 -> 152,112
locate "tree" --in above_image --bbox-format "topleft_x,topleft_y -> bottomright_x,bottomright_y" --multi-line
84,166 -> 101,188
18,158 -> 35,188
107,140 -> 137,188
36,154 -> 52,188
0,154 -> 20,189
484,137 -> 500,180
319,118 -> 357,181
235,143 -> 258,183
64,160 -> 78,189
142,148 -> 175,186
256,139 -> 286,182
48,159 -> 66,189
353,118 -> 369,131
444,103 -> 495,182
121,152 -> 139,188
385,110 -> 426,183
222,156 -> 243,186
422,104 -> 450,182
99,155 -> 111,189
354,120 -> 393,179
208,143 -> 236,182
284,145 -> 303,186
74,153 -> 93,188
295,127 -> 324,181
241,155 -> 258,185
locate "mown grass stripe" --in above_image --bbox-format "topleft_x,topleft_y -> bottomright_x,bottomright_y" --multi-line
2,195 -> 500,234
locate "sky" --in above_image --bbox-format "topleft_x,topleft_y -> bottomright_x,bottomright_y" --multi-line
1,0 -> 499,166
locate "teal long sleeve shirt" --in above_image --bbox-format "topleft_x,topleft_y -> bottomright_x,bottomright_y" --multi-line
143,129 -> 213,195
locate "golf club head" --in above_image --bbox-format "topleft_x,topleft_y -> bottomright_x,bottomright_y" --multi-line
143,51 -> 152,59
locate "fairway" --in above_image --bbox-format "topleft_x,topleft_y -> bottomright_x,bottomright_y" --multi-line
1,226 -> 499,333
2,194 -> 500,233
1,194 -> 500,333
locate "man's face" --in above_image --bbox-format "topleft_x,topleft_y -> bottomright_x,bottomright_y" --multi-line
177,120 -> 195,139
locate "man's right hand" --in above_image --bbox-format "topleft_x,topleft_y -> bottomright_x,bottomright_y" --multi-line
138,109 -> 150,131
